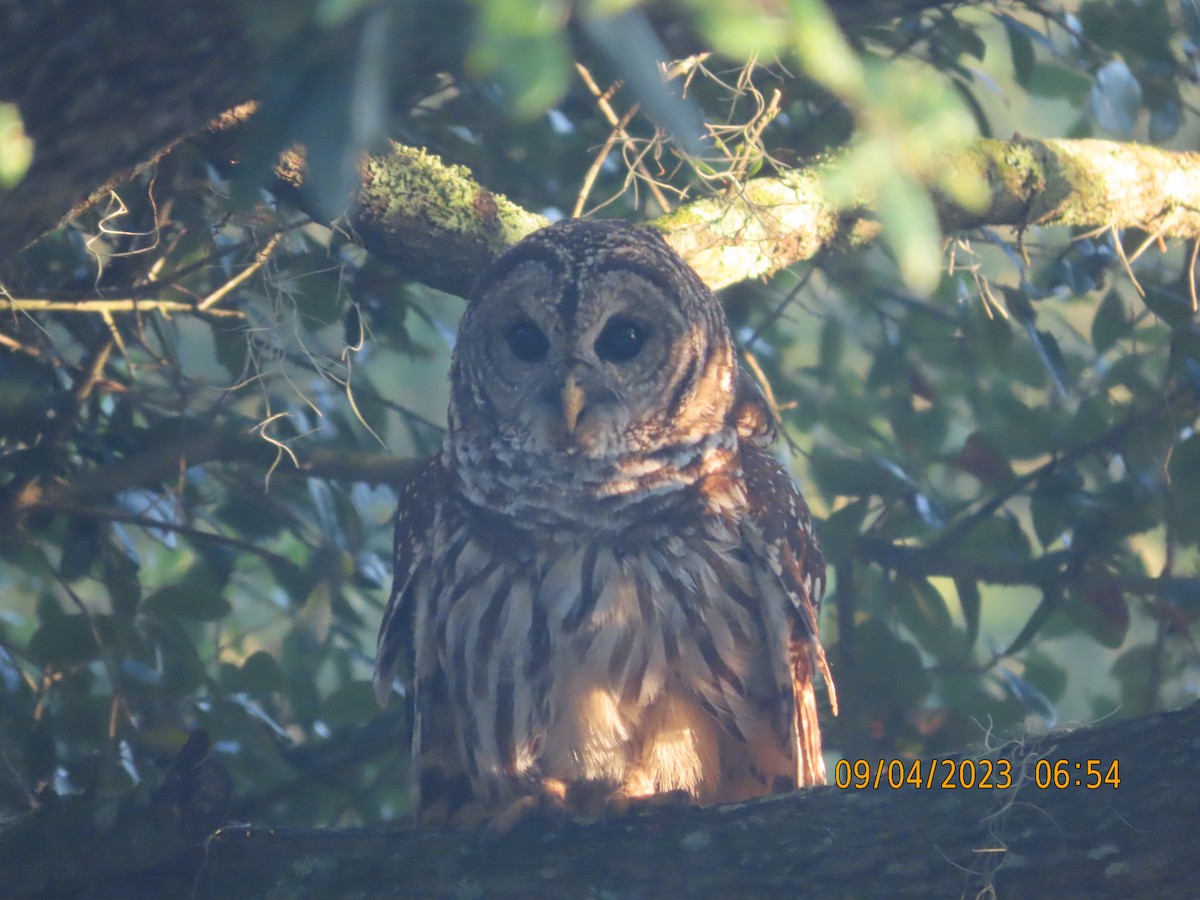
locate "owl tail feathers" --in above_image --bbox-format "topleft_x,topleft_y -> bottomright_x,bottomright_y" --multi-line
817,642 -> 838,717
796,643 -> 837,787
796,676 -> 827,786
373,650 -> 400,708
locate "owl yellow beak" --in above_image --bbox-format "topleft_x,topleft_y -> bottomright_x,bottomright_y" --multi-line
561,373 -> 586,434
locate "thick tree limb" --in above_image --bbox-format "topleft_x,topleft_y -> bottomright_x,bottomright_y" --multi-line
321,136 -> 1200,297
0,0 -> 255,262
0,0 -> 987,265
2,701 -> 1196,898
1,423 -> 419,537
5,1 -> 1200,297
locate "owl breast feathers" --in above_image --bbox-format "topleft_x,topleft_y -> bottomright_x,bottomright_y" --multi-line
375,219 -> 836,825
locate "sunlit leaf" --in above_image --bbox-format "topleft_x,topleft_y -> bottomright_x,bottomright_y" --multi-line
786,0 -> 864,101
878,175 -> 943,293
0,102 -> 33,188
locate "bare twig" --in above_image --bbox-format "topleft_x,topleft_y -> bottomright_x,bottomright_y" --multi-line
3,298 -> 244,318
573,63 -> 674,217
197,232 -> 282,311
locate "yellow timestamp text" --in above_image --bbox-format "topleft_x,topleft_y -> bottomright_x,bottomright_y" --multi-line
833,757 -> 1121,790
1033,758 -> 1121,789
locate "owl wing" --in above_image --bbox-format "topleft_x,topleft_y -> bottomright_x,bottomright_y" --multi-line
376,454 -> 480,823
739,440 -> 838,787
373,454 -> 441,708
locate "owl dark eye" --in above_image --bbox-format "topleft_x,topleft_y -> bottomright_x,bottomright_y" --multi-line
595,317 -> 647,363
505,319 -> 549,362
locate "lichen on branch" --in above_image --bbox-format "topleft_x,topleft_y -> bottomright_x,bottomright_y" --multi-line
317,136 -> 1200,297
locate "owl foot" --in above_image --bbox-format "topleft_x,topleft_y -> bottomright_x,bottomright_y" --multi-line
482,779 -> 694,840
481,778 -> 572,840
603,787 -> 693,820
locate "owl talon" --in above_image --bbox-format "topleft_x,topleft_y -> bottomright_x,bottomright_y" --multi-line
604,788 -> 693,822
482,795 -> 541,841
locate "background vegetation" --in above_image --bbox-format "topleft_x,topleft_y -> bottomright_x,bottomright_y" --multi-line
1,0 -> 1198,833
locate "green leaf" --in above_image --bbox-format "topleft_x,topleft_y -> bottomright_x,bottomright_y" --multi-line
0,102 -> 33,187
1112,644 -> 1156,714
953,514 -> 1032,567
1030,467 -> 1083,548
1000,15 -> 1036,85
1001,586 -> 1061,657
893,577 -> 962,661
877,172 -> 942,293
59,519 -> 101,582
1021,651 -> 1068,704
850,618 -> 932,711
818,317 -> 844,375
320,681 -> 379,728
212,318 -> 250,380
143,565 -> 231,622
809,448 -> 913,499
995,665 -> 1056,722
241,650 -> 286,695
1167,433 -> 1200,544
290,268 -> 346,327
1069,582 -> 1130,649
1024,62 -> 1092,101
954,578 -> 981,649
297,582 -> 334,645
817,499 -> 868,561
787,0 -> 865,100
27,615 -> 100,668
1091,59 -> 1143,135
138,612 -> 207,694
1142,285 -> 1193,328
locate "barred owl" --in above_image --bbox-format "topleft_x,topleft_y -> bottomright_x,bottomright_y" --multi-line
374,219 -> 836,826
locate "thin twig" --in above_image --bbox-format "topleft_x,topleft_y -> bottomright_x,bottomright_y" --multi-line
3,298 -> 244,317
197,232 -> 283,310
928,384 -> 1199,557
1189,238 -> 1199,313
28,542 -> 130,745
53,501 -> 303,567
574,63 -> 674,216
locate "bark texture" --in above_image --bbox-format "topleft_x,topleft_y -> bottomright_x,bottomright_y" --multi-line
0,0 -> 257,261
2,702 -> 1197,899
331,137 -> 1200,296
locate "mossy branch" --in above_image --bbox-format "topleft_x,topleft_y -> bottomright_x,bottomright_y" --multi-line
318,137 -> 1200,296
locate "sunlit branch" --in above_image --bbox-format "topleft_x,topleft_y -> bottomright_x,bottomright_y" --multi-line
3,298 -> 245,317
309,137 -> 1200,298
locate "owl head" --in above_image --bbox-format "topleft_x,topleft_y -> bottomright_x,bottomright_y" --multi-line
447,220 -> 738,471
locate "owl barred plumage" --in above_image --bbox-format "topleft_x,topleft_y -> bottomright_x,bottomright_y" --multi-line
374,219 -> 836,825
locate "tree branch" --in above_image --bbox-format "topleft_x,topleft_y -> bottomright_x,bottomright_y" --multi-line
3,424 -> 419,532
306,137 -> 1200,298
0,0 -> 256,262
2,702 -> 1196,898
